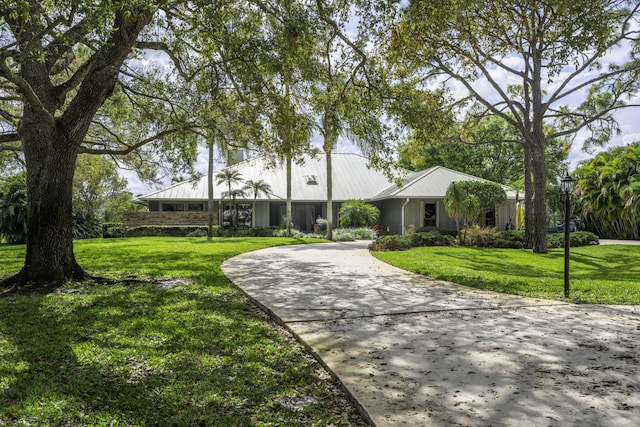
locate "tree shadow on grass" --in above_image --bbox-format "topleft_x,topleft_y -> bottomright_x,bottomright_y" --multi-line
0,281 -> 355,426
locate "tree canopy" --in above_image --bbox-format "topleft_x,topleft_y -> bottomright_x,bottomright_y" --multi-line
574,142 -> 640,239
0,0 -> 394,288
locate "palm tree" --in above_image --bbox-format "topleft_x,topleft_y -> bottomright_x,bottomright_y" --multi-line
575,143 -> 640,239
338,199 -> 380,227
444,181 -> 465,234
215,169 -> 244,227
243,179 -> 272,227
461,194 -> 481,245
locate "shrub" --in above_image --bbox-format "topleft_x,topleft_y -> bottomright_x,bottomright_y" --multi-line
73,213 -> 102,240
491,238 -> 525,249
458,227 -> 527,248
499,230 -> 524,243
547,231 -> 599,248
411,231 -> 455,247
368,235 -> 411,251
244,226 -> 276,237
0,182 -> 28,244
273,228 -> 304,238
436,228 -> 458,237
102,222 -> 124,238
186,229 -> 208,238
333,230 -> 356,241
460,226 -> 499,247
333,227 -> 377,241
125,225 -> 209,237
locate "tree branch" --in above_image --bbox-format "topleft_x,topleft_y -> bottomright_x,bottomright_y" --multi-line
78,125 -> 197,155
434,57 -> 526,136
0,138 -> 22,151
0,56 -> 56,128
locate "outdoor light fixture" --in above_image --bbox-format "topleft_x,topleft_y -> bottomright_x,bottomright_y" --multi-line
560,173 -> 575,298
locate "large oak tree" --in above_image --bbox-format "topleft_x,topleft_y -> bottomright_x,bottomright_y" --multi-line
0,1 -> 208,288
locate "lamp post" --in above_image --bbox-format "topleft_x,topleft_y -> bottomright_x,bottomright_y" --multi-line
560,173 -> 575,298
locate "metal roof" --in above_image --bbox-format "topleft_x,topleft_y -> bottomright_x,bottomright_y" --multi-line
370,166 -> 517,200
138,153 -> 399,202
138,154 -> 517,202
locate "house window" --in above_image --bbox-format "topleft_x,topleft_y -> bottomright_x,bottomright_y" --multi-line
223,203 -> 251,227
423,202 -> 437,228
187,203 -> 205,211
162,203 -> 184,211
485,209 -> 496,227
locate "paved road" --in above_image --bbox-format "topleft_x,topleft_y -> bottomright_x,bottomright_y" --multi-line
222,241 -> 640,426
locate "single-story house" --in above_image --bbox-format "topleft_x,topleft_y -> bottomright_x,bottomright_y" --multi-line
129,153 -> 518,234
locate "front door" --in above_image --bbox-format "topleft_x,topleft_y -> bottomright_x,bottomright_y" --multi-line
292,204 -> 318,233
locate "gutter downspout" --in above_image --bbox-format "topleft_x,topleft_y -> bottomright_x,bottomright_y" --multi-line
401,198 -> 410,235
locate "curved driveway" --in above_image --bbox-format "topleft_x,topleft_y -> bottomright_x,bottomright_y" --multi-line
222,241 -> 640,426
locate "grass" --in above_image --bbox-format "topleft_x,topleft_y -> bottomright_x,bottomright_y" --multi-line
372,244 -> 640,304
0,237 -> 367,426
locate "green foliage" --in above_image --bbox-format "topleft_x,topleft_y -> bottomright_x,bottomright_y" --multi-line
102,222 -> 125,239
368,235 -> 411,251
547,231 -> 600,249
371,229 -> 598,251
0,177 -> 28,244
125,225 -> 210,237
458,228 -> 598,249
388,0 -> 640,253
332,227 -> 377,241
273,228 -> 304,238
72,213 -> 102,240
436,229 -> 459,237
397,116 -> 569,187
73,155 -> 129,220
456,181 -> 507,211
185,228 -> 208,237
338,200 -> 380,227
444,180 -> 506,242
242,226 -> 276,237
410,231 -> 455,247
574,142 -> 640,239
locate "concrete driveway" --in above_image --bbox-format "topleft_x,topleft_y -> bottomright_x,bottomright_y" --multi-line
222,241 -> 640,426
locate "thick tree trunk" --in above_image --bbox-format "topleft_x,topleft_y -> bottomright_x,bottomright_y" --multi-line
530,140 -> 548,253
5,118 -> 85,288
1,10 -> 153,290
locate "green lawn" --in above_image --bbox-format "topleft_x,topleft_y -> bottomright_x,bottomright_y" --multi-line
0,237 -> 366,427
372,244 -> 640,304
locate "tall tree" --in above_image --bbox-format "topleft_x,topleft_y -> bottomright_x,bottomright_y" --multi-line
389,0 -> 640,253
0,1 -> 213,288
215,169 -> 244,228
254,0 -> 319,236
312,0 -> 394,240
